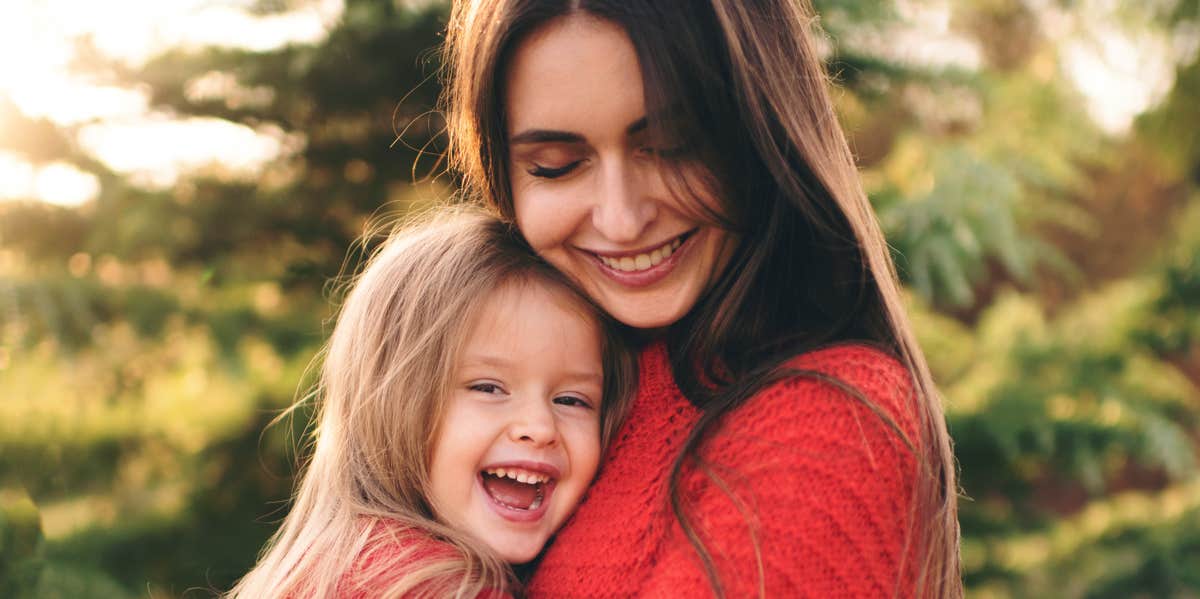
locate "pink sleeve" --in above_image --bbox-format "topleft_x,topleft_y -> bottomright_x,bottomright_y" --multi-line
641,350 -> 921,598
337,527 -> 515,599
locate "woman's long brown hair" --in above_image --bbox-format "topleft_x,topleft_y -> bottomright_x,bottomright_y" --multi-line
441,1 -> 963,597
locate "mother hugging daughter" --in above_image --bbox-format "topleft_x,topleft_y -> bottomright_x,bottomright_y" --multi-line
232,1 -> 963,597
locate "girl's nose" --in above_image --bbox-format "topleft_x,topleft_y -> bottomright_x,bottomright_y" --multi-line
509,400 -> 558,447
591,159 -> 658,243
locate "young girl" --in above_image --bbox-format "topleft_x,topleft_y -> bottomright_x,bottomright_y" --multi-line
228,209 -> 634,598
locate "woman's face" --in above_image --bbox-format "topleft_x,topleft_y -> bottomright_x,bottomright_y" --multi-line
505,14 -> 733,330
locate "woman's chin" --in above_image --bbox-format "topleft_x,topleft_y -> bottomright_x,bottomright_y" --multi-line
607,305 -> 688,330
580,271 -> 698,330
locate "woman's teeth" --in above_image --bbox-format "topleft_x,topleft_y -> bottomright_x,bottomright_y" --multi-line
483,467 -> 550,485
598,237 -> 683,272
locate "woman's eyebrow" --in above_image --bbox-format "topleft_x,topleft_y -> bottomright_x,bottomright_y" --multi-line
625,117 -> 647,136
510,117 -> 652,145
509,129 -> 586,144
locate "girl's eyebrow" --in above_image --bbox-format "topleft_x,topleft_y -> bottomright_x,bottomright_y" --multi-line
463,353 -> 601,376
562,371 -> 604,387
509,117 -> 650,145
461,353 -> 602,385
460,353 -> 516,369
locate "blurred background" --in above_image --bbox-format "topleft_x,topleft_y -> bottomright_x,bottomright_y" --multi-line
0,0 -> 1197,597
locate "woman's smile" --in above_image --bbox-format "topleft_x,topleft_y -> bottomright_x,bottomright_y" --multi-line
582,229 -> 692,287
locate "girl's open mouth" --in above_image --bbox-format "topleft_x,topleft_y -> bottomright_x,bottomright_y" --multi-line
479,466 -> 556,522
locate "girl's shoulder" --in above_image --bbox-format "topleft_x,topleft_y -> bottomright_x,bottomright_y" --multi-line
356,519 -> 458,563
337,520 -> 463,599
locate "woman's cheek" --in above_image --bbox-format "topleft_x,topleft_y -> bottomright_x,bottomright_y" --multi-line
515,188 -> 578,252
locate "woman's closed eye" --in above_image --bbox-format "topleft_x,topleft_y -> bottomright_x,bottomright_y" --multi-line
527,160 -> 583,179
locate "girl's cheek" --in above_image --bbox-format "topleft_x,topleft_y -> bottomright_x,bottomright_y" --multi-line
567,418 -> 602,454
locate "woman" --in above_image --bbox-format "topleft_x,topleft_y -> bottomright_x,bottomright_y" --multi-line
441,1 -> 962,597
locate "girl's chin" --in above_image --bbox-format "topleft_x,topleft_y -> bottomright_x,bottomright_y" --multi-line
488,538 -> 545,564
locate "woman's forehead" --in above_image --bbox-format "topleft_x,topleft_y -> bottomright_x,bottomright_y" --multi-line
503,14 -> 645,139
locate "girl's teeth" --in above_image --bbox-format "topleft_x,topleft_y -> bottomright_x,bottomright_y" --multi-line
484,468 -> 549,484
600,236 -> 681,272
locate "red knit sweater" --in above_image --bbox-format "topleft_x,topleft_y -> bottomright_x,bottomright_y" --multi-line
527,342 -> 921,598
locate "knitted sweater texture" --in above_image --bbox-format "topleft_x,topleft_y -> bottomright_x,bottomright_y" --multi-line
527,342 -> 921,598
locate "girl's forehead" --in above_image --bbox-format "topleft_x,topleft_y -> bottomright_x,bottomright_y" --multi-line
483,277 -> 599,327
456,278 -> 605,383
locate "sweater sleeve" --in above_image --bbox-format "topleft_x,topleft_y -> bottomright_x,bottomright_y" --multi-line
640,346 -> 921,599
337,524 -> 515,599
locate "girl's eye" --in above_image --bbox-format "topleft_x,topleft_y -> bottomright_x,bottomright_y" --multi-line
469,382 -> 505,395
527,160 -> 582,179
553,395 -> 593,409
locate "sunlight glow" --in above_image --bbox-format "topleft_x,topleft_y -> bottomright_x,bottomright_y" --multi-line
9,81 -> 149,126
0,152 -> 35,199
185,71 -> 276,110
77,117 -> 302,188
1029,0 -> 1194,135
0,0 -> 344,75
890,0 -> 983,70
168,4 -> 333,52
35,163 -> 101,206
0,152 -> 99,206
0,0 -> 342,198
1063,25 -> 1177,134
843,1 -> 983,71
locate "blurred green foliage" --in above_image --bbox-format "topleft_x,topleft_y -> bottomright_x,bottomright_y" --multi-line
0,488 -> 44,599
1,0 -> 1199,596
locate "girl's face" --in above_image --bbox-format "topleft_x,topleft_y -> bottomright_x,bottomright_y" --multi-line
505,14 -> 733,330
428,281 -> 604,564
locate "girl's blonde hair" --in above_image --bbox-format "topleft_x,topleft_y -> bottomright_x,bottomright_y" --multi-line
228,207 -> 634,599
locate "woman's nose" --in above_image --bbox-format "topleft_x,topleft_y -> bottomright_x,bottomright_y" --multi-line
591,159 -> 658,243
508,400 -> 559,447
